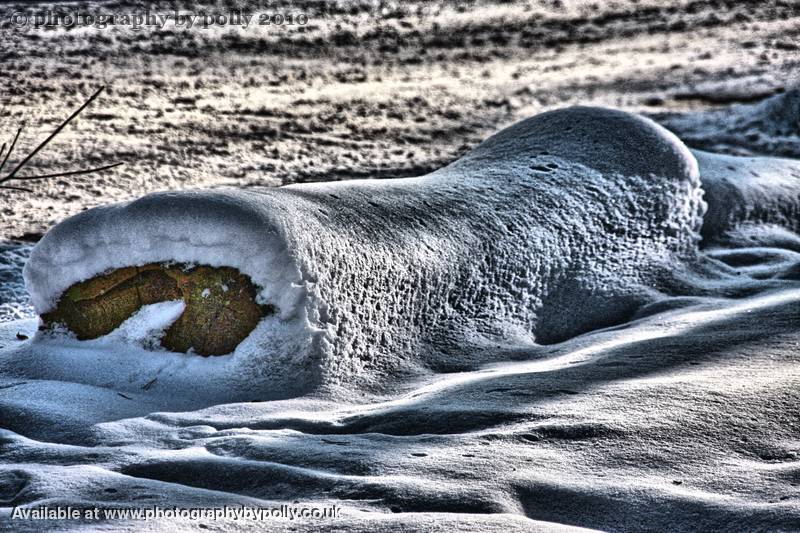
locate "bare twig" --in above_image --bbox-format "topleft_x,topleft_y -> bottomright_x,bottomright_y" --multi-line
12,161 -> 125,182
0,128 -> 22,175
3,87 -> 106,181
0,87 -> 123,193
142,377 -> 158,391
0,185 -> 35,193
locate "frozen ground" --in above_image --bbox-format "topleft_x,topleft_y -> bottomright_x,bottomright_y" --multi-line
1,1 -> 800,532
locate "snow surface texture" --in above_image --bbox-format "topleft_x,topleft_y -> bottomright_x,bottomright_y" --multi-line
1,95 -> 800,531
0,243 -> 33,323
655,88 -> 800,159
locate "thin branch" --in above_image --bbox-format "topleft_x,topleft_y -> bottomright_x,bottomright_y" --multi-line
0,127 -> 22,176
0,86 -> 124,195
12,161 -> 124,182
1,86 -> 106,184
0,185 -> 35,193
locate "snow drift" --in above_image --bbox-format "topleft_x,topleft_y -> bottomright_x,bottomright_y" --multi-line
10,102 -> 800,406
655,87 -> 800,159
20,107 -> 708,400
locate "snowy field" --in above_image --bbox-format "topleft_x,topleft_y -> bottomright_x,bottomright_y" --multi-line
1,1 -> 800,532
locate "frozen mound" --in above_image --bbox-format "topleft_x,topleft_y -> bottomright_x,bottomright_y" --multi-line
655,88 -> 800,158
21,106 -> 706,400
693,149 -> 800,243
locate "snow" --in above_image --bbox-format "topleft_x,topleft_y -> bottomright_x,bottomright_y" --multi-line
21,107 -> 708,397
693,149 -> 800,242
93,300 -> 186,350
2,94 -> 800,531
655,88 -> 800,159
1,284 -> 799,531
0,243 -> 34,322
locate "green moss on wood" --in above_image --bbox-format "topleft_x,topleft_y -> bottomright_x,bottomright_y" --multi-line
42,263 -> 268,356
